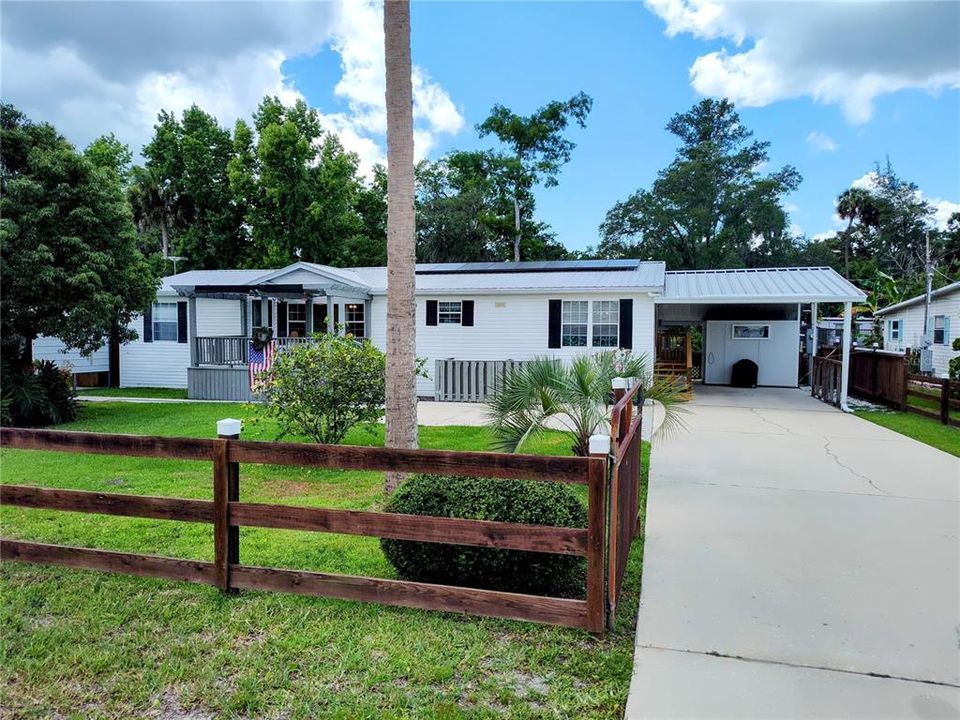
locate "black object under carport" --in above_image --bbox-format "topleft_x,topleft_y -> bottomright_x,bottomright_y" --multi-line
731,359 -> 759,388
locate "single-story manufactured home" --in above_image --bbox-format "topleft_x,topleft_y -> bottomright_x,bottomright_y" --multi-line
112,259 -> 865,406
876,280 -> 959,377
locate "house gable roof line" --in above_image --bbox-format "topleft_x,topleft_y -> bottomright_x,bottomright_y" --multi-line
251,261 -> 370,290
874,280 -> 960,316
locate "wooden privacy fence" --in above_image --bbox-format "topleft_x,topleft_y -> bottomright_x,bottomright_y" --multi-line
605,380 -> 644,631
848,349 -> 909,409
811,355 -> 843,407
0,421 -> 643,634
433,359 -> 525,402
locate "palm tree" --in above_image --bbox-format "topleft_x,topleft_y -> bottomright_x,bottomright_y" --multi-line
383,0 -> 418,494
837,188 -> 881,279
486,352 -> 688,456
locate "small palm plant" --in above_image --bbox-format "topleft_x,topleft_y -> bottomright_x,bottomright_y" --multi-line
486,351 -> 688,456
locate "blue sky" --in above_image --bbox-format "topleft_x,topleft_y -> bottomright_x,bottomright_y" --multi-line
4,0 -> 959,255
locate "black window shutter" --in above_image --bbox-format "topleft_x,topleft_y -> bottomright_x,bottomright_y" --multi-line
177,302 -> 188,344
143,306 -> 153,343
619,299 -> 633,350
252,301 -> 262,327
426,300 -> 438,326
278,302 -> 288,337
461,300 -> 474,327
548,299 -> 562,348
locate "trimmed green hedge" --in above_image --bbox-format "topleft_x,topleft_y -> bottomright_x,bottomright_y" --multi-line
381,474 -> 587,597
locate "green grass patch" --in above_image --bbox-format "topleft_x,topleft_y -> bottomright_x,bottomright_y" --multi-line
855,409 -> 960,457
77,386 -> 189,399
1,401 -> 649,718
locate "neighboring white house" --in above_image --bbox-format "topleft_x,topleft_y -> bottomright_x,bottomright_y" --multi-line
32,336 -> 111,386
117,260 -> 865,403
876,280 -> 960,377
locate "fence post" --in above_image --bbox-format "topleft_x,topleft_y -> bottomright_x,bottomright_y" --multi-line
588,434 -> 610,634
612,377 -> 628,448
215,418 -> 241,593
941,379 -> 950,425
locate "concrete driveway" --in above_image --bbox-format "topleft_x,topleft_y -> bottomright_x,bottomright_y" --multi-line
626,386 -> 960,719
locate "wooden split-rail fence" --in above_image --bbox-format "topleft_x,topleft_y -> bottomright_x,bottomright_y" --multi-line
0,391 -> 646,634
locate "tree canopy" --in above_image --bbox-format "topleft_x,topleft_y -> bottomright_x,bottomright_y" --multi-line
597,99 -> 807,269
0,104 -> 157,366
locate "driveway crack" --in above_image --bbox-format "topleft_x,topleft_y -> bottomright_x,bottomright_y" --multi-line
749,407 -> 794,434
823,437 -> 890,495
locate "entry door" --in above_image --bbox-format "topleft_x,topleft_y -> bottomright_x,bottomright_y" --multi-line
313,304 -> 328,333
704,322 -> 725,384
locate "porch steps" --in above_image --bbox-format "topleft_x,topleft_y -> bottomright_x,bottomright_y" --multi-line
654,361 -> 694,400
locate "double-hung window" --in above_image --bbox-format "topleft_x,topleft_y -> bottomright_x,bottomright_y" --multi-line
889,319 -> 901,341
438,301 -> 462,325
287,303 -> 306,337
592,300 -> 619,347
152,302 -> 179,341
933,315 -> 946,345
561,301 -> 589,347
345,303 -> 365,337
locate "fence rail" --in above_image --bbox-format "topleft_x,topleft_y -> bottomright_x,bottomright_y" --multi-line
194,336 -> 320,367
0,426 -> 611,633
434,359 -> 525,402
906,374 -> 959,427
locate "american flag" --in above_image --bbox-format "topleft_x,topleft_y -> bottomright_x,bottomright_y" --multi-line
248,340 -> 275,389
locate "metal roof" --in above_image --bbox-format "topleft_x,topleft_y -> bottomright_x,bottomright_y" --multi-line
415,259 -> 643,275
161,269 -> 269,295
660,267 -> 866,304
875,280 -> 960,316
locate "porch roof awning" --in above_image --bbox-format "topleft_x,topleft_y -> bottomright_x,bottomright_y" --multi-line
174,282 -> 371,300
657,267 -> 867,305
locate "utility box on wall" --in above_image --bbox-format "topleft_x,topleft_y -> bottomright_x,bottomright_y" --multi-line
703,319 -> 801,387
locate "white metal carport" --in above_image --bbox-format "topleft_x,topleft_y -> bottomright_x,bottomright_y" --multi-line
654,267 -> 867,409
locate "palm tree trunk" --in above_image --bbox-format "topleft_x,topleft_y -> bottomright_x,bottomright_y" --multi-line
160,215 -> 170,259
383,0 -> 419,495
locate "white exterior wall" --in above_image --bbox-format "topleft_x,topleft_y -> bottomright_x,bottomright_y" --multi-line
882,292 -> 960,377
196,298 -> 244,336
367,292 -> 656,397
32,336 -> 110,373
703,319 -> 800,387
120,305 -> 190,388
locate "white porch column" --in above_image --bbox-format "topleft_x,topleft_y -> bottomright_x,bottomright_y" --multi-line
809,301 -> 818,387
840,301 -> 852,411
327,296 -> 336,334
305,297 -> 314,336
187,295 -> 198,367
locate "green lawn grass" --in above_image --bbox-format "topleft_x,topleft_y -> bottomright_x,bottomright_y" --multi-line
855,409 -> 960,457
77,386 -> 189,399
0,401 -> 649,719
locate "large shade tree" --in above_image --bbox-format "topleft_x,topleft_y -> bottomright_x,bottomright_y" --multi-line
0,104 -> 157,370
383,0 -> 419,494
477,93 -> 592,261
598,99 -> 803,269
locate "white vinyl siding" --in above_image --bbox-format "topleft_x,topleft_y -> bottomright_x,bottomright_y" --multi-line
366,293 -> 656,397
32,336 -> 110,373
196,298 -> 243,336
881,289 -> 960,377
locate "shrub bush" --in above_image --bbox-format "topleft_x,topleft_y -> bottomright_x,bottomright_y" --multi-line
381,474 -> 587,597
1,360 -> 79,427
256,333 -> 386,444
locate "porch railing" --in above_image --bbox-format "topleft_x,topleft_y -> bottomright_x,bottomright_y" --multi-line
194,336 -> 321,366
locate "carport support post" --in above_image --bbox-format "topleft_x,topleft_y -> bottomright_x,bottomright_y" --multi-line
809,302 -> 818,387
840,301 -> 852,411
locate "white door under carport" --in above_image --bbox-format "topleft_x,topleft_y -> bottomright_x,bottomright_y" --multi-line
703,319 -> 800,387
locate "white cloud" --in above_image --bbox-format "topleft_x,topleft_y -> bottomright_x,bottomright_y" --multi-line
645,0 -> 960,123
805,131 -> 837,153
0,0 -> 463,174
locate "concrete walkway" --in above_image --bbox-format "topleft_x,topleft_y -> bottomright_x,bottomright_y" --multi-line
626,386 -> 960,719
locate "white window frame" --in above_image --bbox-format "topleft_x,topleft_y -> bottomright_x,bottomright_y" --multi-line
287,303 -> 307,337
933,315 -> 946,345
438,301 -> 462,325
592,300 -> 619,348
561,300 -> 589,347
345,303 -> 365,337
731,324 -> 770,340
889,319 -> 902,341
152,302 -> 179,342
